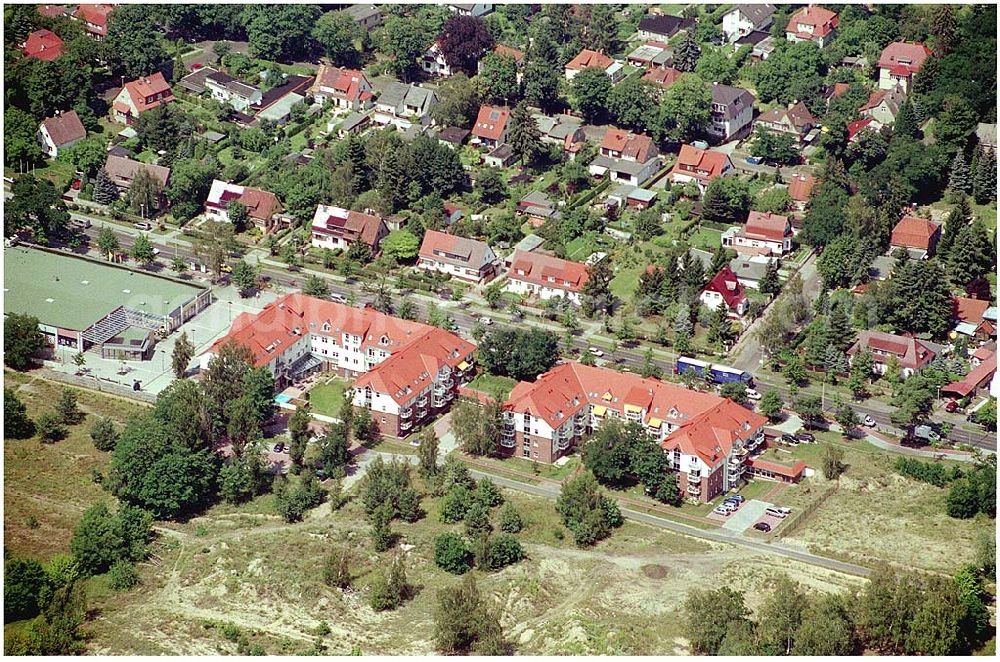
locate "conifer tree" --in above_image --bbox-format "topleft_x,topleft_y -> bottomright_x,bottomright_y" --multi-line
948,150 -> 971,194
93,168 -> 120,205
972,147 -> 996,205
673,31 -> 701,72
507,101 -> 541,166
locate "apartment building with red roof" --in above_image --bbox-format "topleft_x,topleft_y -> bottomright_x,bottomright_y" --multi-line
847,330 -> 937,379
22,29 -> 64,61
37,110 -> 86,158
505,250 -> 590,305
669,144 -> 735,192
202,293 -> 476,438
500,361 -> 767,501
418,230 -> 499,283
310,204 -> 389,253
472,105 -> 511,148
700,266 -> 748,318
564,49 -> 624,82
111,72 -> 174,124
589,128 -> 661,186
878,42 -> 932,93
890,215 -> 941,257
72,4 -> 114,40
722,210 -> 793,256
309,64 -> 373,110
205,180 -> 282,230
785,5 -> 838,48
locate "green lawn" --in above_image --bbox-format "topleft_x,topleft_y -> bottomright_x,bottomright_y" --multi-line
465,373 -> 518,400
306,377 -> 352,418
564,236 -> 592,261
610,265 -> 642,300
489,453 -> 582,481
686,226 -> 724,251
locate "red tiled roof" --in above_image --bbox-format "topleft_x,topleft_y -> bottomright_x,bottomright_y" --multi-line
943,351 -> 996,397
566,49 -> 614,72
74,4 -> 114,36
786,6 -> 838,38
744,211 -> 790,242
121,72 -> 175,114
787,174 -> 815,202
600,128 -> 657,162
508,250 -> 589,293
40,110 -> 86,147
493,44 -> 525,63
239,187 -> 280,222
311,205 -> 387,247
37,5 -> 68,17
848,331 -> 936,371
671,144 -> 732,183
847,117 -> 873,140
858,89 -> 887,113
830,82 -> 851,98
663,399 -> 769,466
472,105 -> 510,142
748,458 -> 807,479
642,66 -> 682,89
23,29 -> 64,60
311,64 -> 369,102
952,296 -> 991,325
878,42 -> 931,75
703,266 -> 747,310
891,215 -> 939,251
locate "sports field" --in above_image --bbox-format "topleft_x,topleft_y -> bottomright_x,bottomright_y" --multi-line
3,247 -> 206,331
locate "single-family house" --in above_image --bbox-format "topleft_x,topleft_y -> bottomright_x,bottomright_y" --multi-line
448,3 -> 494,17
754,101 -> 817,143
708,83 -> 756,142
505,250 -> 589,305
847,116 -> 881,143
421,41 -> 453,77
342,4 -> 383,30
434,126 -> 471,149
534,113 -> 584,148
178,66 -> 221,95
310,65 -> 373,109
588,128 -> 661,187
104,155 -> 171,208
517,191 -> 562,226
606,184 -> 657,211
636,14 -> 695,41
788,174 -> 816,213
564,49 -> 624,82
472,105 -> 511,148
942,351 -> 997,400
484,144 -> 516,168
22,29 -> 64,61
37,5 -> 70,18
111,72 -> 174,125
311,205 -> 389,253
878,42 -> 932,93
722,211 -> 793,256
722,4 -> 776,43
331,111 -> 371,138
859,86 -> 907,126
37,110 -> 86,158
728,255 -> 773,290
737,31 -> 776,60
418,230 -> 499,283
205,180 -> 282,230
700,266 -> 748,317
848,331 -> 936,379
204,71 -> 262,112
642,66 -> 683,93
669,144 -> 735,192
785,5 -> 838,48
890,215 -> 941,258
72,4 -> 114,40
374,82 -> 437,131
479,44 -> 525,83
951,296 -> 994,340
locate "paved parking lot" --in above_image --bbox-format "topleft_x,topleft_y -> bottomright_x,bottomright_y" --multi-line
714,499 -> 774,533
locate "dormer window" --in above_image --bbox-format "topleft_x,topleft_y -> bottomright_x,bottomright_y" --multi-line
322,322 -> 331,332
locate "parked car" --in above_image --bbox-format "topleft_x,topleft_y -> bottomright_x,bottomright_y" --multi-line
765,507 -> 788,518
725,495 -> 745,504
713,506 -> 733,516
746,388 -> 762,401
480,316 -> 493,325
72,218 -> 91,229
134,221 -> 153,230
945,400 -> 959,413
329,293 -> 347,304
864,415 -> 876,427
780,434 -> 799,445
795,432 -> 816,443
273,443 -> 284,453
753,522 -> 772,532
745,155 -> 764,165
588,347 -> 605,357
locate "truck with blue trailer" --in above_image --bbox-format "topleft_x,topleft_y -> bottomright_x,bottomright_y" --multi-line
675,357 -> 753,386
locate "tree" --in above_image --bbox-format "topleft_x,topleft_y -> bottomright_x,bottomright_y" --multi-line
658,73 -> 712,142
889,375 -> 935,436
36,411 -> 68,443
274,474 -> 325,523
4,107 -> 44,168
70,501 -> 151,575
507,100 -> 541,165
312,10 -> 361,67
757,576 -> 809,654
673,30 -> 701,72
758,260 -> 780,296
931,4 -> 956,56
946,221 -> 994,288
463,501 -> 492,538
381,230 -> 420,261
323,546 -> 353,590
523,54 -> 561,112
434,532 -> 472,574
429,73 -> 480,128
971,398 -> 996,431
130,233 -> 156,263
571,67 -> 611,124
607,77 -> 656,134
242,4 -> 320,62
555,473 -> 622,547
301,274 -> 329,298
821,444 -> 846,480
128,167 -> 161,216
167,158 -> 217,222
56,388 -> 82,425
59,139 -> 107,182
684,587 -> 751,654
581,258 -> 614,318
4,313 -> 46,371
93,169 -> 120,205
720,381 -> 748,405
318,422 -> 353,474
433,575 -> 508,654
794,395 -> 824,430
416,427 -> 440,478
835,403 -> 860,437
96,225 -> 121,257
5,175 -> 70,243
6,579 -> 88,655
105,5 -> 169,79
476,327 -> 559,381
438,15 -> 494,75
451,398 -> 502,457
793,593 -> 858,655
5,388 -> 35,439
948,150 -> 971,194
4,557 -> 48,621
972,147 -> 996,204
171,332 -> 195,378
478,52 -> 519,104
758,390 -> 783,420
702,176 -> 751,224
287,407 -> 311,469
383,15 -> 435,81
369,553 -> 410,611
498,502 -> 524,533
476,167 -> 507,204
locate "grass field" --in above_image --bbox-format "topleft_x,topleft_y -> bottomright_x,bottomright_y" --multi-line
686,226 -> 724,251
465,373 -> 518,400
306,378 -> 352,418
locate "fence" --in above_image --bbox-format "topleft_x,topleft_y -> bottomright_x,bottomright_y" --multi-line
37,368 -> 157,405
773,483 -> 838,540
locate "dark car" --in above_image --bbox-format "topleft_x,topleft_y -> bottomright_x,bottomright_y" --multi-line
780,434 -> 799,445
273,443 -> 284,453
753,522 -> 772,532
945,400 -> 959,413
795,432 -> 816,443
725,495 -> 745,504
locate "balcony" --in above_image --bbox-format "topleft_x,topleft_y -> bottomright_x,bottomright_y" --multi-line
400,408 -> 412,419
557,438 -> 571,451
686,483 -> 702,496
500,435 -> 515,448
416,395 -> 428,408
433,396 -> 447,409
400,418 -> 413,431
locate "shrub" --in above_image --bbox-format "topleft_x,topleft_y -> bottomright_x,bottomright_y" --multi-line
497,503 -> 523,533
434,533 -> 472,575
4,558 -> 47,621
474,478 -> 504,507
463,501 -> 492,538
440,484 -> 472,523
36,412 -> 68,443
89,417 -> 118,452
107,560 -> 139,591
486,533 -> 524,570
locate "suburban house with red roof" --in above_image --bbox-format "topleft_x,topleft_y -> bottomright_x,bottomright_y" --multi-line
642,66 -> 683,93
847,330 -> 937,379
942,350 -> 997,400
951,296 -> 995,340
708,83 -> 756,142
37,110 -> 86,158
588,128 -> 661,186
754,101 -> 817,144
847,116 -> 881,143
722,211 -> 793,256
310,204 -> 389,253
505,250 -> 589,305
500,361 -> 767,501
111,72 -> 175,124
478,44 -> 525,83
309,64 -> 373,110
205,180 -> 283,230
564,49 -> 624,82
878,42 -> 932,93
669,144 -> 735,192
787,173 -> 815,213
700,266 -> 748,318
201,293 -> 476,438
890,215 -> 941,258
72,4 -> 114,40
418,230 -> 499,284
859,86 -> 908,126
22,29 -> 64,61
785,5 -> 838,48
471,105 -> 511,148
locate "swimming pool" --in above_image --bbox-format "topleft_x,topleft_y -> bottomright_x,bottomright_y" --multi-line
274,393 -> 293,404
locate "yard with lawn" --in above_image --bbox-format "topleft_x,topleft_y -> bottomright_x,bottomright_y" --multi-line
306,377 -> 352,418
465,372 -> 518,400
686,226 -> 724,251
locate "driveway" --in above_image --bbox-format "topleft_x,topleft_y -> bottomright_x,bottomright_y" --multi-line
721,499 -> 774,534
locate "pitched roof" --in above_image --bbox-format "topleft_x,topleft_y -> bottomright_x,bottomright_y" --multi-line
377,81 -> 435,114
642,66 -> 683,89
710,83 -> 754,119
663,399 -> 769,466
847,116 -> 874,141
206,180 -> 280,221
745,211 -> 790,242
311,64 -> 369,102
104,155 -> 171,188
786,5 -> 838,38
493,44 -> 525,63
952,296 -> 991,325
565,49 -> 614,72
728,3 -> 776,25
74,4 -> 114,36
637,14 -> 695,38
23,29 -> 64,61
703,266 -> 747,310
419,230 -> 495,270
748,457 -> 807,479
848,331 -> 936,371
508,250 -> 589,293
757,101 -> 816,132
472,105 -> 510,141
311,205 -> 387,247
39,110 -> 86,147
121,72 -> 174,113
672,144 -> 732,183
787,173 -> 815,202
891,215 -> 940,250
600,128 -> 657,162
878,42 -> 932,75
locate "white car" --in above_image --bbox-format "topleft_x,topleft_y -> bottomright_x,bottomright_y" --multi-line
863,415 -> 876,428
480,316 -> 493,325
746,388 -> 762,401
588,347 -> 604,357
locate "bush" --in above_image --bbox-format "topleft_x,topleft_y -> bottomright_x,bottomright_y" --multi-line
894,457 -> 953,487
486,533 -> 524,570
369,573 -> 400,611
89,417 -> 118,452
497,503 -> 523,534
275,475 -> 325,523
70,502 -> 152,576
56,389 -> 82,425
463,501 -> 492,538
107,560 -> 139,591
474,478 -> 504,507
35,412 -> 68,443
4,558 -> 47,621
434,533 -> 472,575
440,484 -> 472,523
